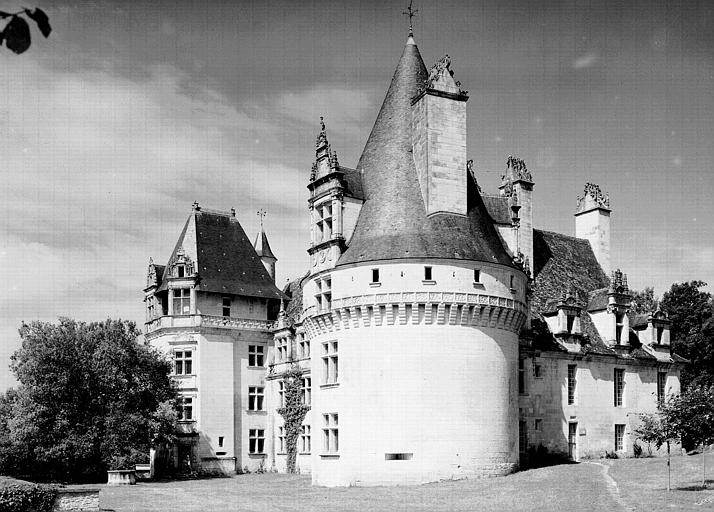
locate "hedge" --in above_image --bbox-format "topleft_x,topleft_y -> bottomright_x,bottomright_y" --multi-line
0,484 -> 58,512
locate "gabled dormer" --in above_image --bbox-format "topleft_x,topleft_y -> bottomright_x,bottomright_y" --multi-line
634,304 -> 672,346
554,286 -> 583,337
606,269 -> 631,346
307,117 -> 364,275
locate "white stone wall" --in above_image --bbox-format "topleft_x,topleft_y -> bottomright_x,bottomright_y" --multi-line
574,208 -> 610,275
520,354 -> 681,460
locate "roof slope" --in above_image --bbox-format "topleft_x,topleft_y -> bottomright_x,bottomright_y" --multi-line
253,230 -> 276,260
337,36 -> 512,267
159,209 -> 286,300
482,195 -> 512,225
531,229 -> 609,314
339,166 -> 364,200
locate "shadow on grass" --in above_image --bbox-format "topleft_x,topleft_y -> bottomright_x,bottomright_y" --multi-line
676,480 -> 714,491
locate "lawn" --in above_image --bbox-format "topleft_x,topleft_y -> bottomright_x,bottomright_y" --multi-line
5,453 -> 711,511
604,451 -> 714,512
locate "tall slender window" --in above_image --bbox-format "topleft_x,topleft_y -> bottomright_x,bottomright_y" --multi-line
424,266 -> 432,281
178,396 -> 193,421
615,424 -> 625,452
248,345 -> 265,367
518,359 -> 525,395
300,425 -> 311,453
567,365 -> 577,405
222,297 -> 231,317
615,312 -> 625,344
657,372 -> 667,404
322,341 -> 338,384
474,269 -> 481,283
614,369 -> 625,407
302,377 -> 312,405
371,268 -> 380,283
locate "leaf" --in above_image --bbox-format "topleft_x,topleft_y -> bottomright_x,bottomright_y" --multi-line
0,11 -> 11,18
25,8 -> 51,38
4,16 -> 31,54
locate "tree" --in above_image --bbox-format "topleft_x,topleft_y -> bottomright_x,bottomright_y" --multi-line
635,411 -> 679,491
0,318 -> 178,482
639,385 -> 714,490
0,8 -> 51,54
661,281 -> 714,388
629,287 -> 658,316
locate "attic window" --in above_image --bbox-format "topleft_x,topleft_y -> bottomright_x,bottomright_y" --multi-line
656,326 -> 663,343
222,297 -> 231,317
566,314 -> 575,333
474,269 -> 481,283
424,266 -> 432,281
371,268 -> 380,284
177,265 -> 185,278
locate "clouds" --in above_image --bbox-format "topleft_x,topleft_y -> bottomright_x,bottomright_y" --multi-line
573,51 -> 598,69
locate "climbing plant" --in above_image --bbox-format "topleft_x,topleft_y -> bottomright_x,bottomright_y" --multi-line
276,364 -> 310,473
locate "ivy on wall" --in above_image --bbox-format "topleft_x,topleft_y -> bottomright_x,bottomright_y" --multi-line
276,364 -> 310,473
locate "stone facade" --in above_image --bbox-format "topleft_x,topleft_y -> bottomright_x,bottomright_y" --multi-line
142,30 -> 685,486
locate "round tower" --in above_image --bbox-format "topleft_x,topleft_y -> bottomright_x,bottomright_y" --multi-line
302,32 -> 528,487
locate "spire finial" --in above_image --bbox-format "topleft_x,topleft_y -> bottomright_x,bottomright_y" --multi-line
402,1 -> 418,36
257,209 -> 266,229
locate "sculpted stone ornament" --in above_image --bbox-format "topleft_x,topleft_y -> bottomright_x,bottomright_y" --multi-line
146,258 -> 157,288
467,159 -> 483,193
315,116 -> 328,149
576,182 -> 610,213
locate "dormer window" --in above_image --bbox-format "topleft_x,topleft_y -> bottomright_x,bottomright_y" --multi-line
315,203 -> 333,244
222,297 -> 231,317
424,266 -> 432,281
372,268 -> 380,284
566,314 -> 575,333
615,312 -> 625,344
656,326 -> 663,343
177,265 -> 185,278
173,288 -> 190,315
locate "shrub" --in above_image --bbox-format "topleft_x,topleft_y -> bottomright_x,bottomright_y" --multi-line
0,484 -> 57,512
633,442 -> 643,458
605,450 -> 619,459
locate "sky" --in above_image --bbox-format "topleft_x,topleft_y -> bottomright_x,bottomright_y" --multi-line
1,0 -> 713,389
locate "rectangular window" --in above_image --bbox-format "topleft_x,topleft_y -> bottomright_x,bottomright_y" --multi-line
566,314 -> 575,333
298,335 -> 310,359
371,268 -> 380,283
222,296 -> 231,317
657,372 -> 667,404
510,275 -> 515,289
615,312 -> 625,344
277,338 -> 289,363
173,288 -> 190,315
533,363 -> 543,379
424,266 -> 432,281
174,350 -> 193,375
302,377 -> 312,405
218,436 -> 224,448
278,380 -> 285,408
656,326 -> 664,343
300,425 -> 311,453
322,413 -> 339,454
248,386 -> 264,411
615,424 -> 625,452
474,268 -> 481,283
248,345 -> 265,367
249,429 -> 265,454
322,341 -> 338,384
534,419 -> 543,432
518,358 -> 525,394
316,278 -> 331,311
567,365 -> 577,405
178,396 -> 193,421
278,426 -> 285,453
614,369 -> 625,407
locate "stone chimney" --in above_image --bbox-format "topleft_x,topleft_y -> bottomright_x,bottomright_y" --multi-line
575,183 -> 611,274
411,54 -> 469,217
499,155 -> 534,272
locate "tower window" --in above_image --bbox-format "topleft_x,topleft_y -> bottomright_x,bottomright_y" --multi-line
315,278 -> 332,312
322,341 -> 338,384
222,297 -> 231,317
322,413 -> 339,454
174,350 -> 193,375
372,268 -> 380,283
474,269 -> 481,283
424,266 -> 433,281
173,288 -> 190,315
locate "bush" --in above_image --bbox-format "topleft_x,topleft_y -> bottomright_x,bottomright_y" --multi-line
605,450 -> 619,459
633,442 -> 643,458
0,484 -> 57,512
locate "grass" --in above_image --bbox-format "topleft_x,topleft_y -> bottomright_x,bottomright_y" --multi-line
5,453 -> 710,511
604,451 -> 714,512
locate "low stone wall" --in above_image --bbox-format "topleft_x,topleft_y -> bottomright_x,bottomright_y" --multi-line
53,488 -> 100,511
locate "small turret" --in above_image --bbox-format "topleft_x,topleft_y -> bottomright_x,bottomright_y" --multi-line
254,210 -> 277,282
606,269 -> 631,345
499,155 -> 534,269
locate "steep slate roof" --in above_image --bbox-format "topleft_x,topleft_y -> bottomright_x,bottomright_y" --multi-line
531,229 -> 610,315
587,288 -> 609,312
253,230 -> 276,260
337,36 -> 513,268
482,195 -> 512,225
158,209 -> 286,300
339,166 -> 364,200
283,274 -> 307,321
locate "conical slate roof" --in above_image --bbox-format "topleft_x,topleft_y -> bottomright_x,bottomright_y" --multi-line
337,35 -> 513,267
253,230 -> 277,261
